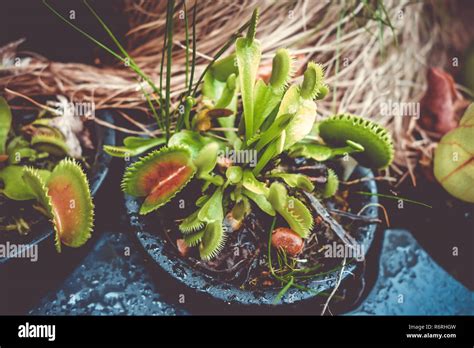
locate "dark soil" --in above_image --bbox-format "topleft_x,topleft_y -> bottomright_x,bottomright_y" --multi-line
148,158 -> 378,291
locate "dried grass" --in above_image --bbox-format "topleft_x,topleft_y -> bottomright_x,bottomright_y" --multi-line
0,0 -> 471,182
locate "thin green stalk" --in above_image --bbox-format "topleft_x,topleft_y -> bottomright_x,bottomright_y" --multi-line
175,0 -> 198,132
84,0 -> 129,62
273,277 -> 294,304
378,0 -> 398,46
290,260 -> 354,280
267,216 -> 297,302
43,0 -> 124,62
332,9 -> 345,114
183,0 -> 190,90
43,0 -> 164,129
354,191 -> 432,208
267,216 -> 278,277
187,1 -> 197,97
140,82 -> 164,130
83,0 -> 165,130
159,17 -> 168,137
165,0 -> 175,143
83,0 -> 162,101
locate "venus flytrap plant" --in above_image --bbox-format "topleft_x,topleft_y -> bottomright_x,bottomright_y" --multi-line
114,7 -> 395,274
0,98 -> 94,248
0,147 -> 94,250
40,2 -> 402,304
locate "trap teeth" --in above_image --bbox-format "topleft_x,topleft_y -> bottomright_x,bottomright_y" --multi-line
318,113 -> 394,169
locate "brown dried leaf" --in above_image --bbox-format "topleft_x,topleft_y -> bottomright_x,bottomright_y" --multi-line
420,67 -> 467,135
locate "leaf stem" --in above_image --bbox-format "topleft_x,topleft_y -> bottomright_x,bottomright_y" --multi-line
354,191 -> 432,208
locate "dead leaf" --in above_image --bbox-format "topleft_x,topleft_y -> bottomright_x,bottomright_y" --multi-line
420,67 -> 468,135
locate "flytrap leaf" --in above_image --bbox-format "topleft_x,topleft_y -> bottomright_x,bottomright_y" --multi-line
168,130 -> 216,158
179,210 -> 204,234
231,195 -> 251,220
242,169 -> 269,195
0,165 -> 50,201
236,8 -> 262,140
198,187 -> 224,223
31,134 -> 69,157
269,172 -> 314,192
434,103 -> 474,203
7,137 -> 39,164
215,73 -> 238,109
242,188 -> 275,216
22,168 -> 54,217
225,166 -> 243,184
23,159 -> 94,252
253,49 -> 293,131
202,58 -> 239,142
104,136 -> 165,158
289,140 -> 364,162
267,182 -> 313,238
318,114 -> 394,169
194,142 -> 219,177
0,97 -> 12,155
178,187 -> 227,260
184,229 -> 205,247
252,131 -> 286,175
254,113 -> 293,152
317,168 -> 339,199
199,220 -> 226,260
122,146 -> 196,214
275,62 -> 326,150
44,159 -> 94,250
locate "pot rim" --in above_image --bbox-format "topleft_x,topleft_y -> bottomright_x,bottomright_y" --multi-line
127,164 -> 379,306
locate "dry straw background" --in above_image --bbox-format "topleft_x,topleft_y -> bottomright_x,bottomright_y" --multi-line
0,0 -> 472,184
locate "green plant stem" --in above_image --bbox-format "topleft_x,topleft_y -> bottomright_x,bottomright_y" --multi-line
165,0 -> 175,143
43,0 -> 164,130
332,9 -> 345,114
267,216 -> 278,277
183,0 -> 190,90
140,82 -> 164,130
273,276 -> 294,304
187,1 -> 197,97
82,1 -> 162,100
354,191 -> 432,208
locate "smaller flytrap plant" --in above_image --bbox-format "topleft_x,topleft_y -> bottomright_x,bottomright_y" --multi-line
49,1 -> 393,301
434,103 -> 474,203
0,97 -> 94,251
